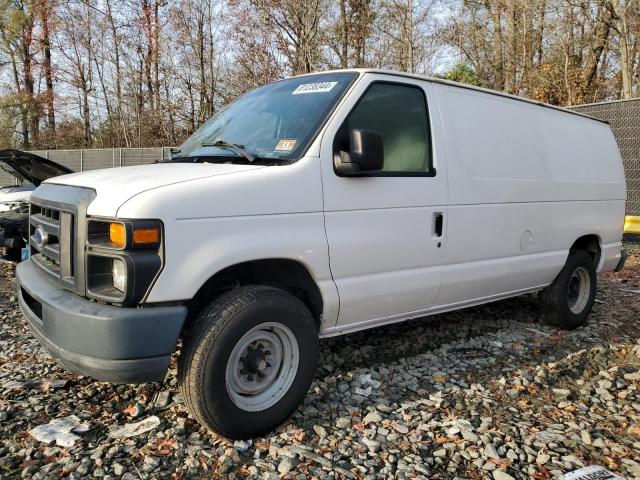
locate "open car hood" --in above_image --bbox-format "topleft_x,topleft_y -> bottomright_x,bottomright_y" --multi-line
0,149 -> 73,186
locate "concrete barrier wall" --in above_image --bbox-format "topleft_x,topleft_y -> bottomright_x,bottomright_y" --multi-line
0,147 -> 174,187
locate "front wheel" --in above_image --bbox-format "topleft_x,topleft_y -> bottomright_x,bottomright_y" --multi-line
178,285 -> 318,439
539,250 -> 597,329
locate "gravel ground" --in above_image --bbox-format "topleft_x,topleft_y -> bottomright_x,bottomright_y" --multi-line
1,257 -> 639,480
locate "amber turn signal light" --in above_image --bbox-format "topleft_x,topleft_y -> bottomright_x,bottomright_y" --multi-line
133,227 -> 160,245
109,223 -> 126,248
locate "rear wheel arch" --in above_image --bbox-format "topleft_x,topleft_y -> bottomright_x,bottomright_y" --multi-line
569,234 -> 601,269
186,258 -> 324,330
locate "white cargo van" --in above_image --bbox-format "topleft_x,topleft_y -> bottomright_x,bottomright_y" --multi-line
16,69 -> 626,438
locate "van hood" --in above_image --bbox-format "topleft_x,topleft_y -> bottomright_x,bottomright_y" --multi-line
46,162 -> 266,216
0,149 -> 73,185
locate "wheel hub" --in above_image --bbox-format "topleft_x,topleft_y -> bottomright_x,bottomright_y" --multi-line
240,343 -> 272,380
567,266 -> 591,314
225,322 -> 300,412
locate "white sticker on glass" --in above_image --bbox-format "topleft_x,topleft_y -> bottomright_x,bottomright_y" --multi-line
292,82 -> 338,95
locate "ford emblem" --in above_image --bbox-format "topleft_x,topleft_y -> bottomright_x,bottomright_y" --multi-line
34,225 -> 49,249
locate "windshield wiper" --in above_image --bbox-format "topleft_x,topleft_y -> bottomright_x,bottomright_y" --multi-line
200,138 -> 255,162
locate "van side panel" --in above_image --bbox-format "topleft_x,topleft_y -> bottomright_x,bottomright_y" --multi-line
433,84 -> 625,306
440,89 -> 555,205
437,200 -> 624,306
542,108 -> 626,201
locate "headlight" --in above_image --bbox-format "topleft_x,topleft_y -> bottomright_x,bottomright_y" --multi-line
86,218 -> 163,305
112,258 -> 127,292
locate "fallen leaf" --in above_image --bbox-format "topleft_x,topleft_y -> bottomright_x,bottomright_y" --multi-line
489,458 -> 511,468
293,429 -> 305,443
628,425 -> 640,437
532,465 -> 551,479
236,465 -> 251,477
155,438 -> 177,456
353,422 -> 365,432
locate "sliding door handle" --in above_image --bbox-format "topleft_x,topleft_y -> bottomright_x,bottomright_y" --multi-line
434,213 -> 443,237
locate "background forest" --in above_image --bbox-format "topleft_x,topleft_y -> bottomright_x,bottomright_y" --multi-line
0,0 -> 639,150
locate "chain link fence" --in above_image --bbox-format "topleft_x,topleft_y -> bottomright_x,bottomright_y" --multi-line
0,147 -> 173,187
571,98 -> 640,217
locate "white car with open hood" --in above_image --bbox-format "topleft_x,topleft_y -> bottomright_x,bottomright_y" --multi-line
16,69 -> 626,439
0,150 -> 72,260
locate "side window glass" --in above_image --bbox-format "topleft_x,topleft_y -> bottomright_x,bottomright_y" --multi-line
344,83 -> 432,173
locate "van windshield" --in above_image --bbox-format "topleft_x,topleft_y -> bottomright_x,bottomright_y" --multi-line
171,72 -> 358,164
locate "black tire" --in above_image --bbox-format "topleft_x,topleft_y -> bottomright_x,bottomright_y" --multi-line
539,250 -> 596,329
178,285 -> 318,439
3,247 -> 22,262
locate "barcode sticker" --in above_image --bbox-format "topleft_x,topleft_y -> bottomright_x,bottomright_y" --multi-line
292,82 -> 338,95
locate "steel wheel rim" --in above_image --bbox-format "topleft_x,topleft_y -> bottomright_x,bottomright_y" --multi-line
225,322 -> 299,412
567,266 -> 590,314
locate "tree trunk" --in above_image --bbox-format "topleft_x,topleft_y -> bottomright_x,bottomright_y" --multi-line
583,3 -> 613,100
105,0 -> 122,110
197,11 -> 207,121
153,0 -> 161,111
610,0 -> 634,99
142,0 -> 155,111
504,0 -> 518,93
22,7 -> 38,147
339,0 -> 348,68
535,0 -> 545,65
78,65 -> 91,146
485,0 -> 505,90
39,0 -> 55,137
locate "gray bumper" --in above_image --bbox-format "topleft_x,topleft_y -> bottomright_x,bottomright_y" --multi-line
16,260 -> 187,383
615,249 -> 627,272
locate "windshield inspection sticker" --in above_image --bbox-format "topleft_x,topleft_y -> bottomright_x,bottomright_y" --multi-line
292,81 -> 337,95
275,139 -> 297,152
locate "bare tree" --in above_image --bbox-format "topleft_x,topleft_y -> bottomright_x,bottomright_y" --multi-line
249,0 -> 325,75
0,0 -> 638,150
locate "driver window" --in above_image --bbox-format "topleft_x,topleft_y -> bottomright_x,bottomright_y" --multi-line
345,82 -> 432,174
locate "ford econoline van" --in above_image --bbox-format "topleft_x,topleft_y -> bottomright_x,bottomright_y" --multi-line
16,69 -> 626,438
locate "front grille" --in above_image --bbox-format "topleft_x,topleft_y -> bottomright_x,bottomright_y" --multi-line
30,203 -> 75,283
28,184 -> 96,296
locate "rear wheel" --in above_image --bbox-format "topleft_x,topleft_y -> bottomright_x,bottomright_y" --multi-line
539,250 -> 596,329
178,285 -> 318,439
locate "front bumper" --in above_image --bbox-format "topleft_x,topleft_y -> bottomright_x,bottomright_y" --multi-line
16,260 -> 187,383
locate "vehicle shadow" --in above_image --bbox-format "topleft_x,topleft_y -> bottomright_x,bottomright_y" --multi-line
312,273 -> 640,409
317,294 -> 543,374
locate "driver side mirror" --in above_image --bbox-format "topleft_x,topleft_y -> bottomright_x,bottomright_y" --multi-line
334,129 -> 384,176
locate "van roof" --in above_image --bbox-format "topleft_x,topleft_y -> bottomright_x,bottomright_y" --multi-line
298,69 -> 608,125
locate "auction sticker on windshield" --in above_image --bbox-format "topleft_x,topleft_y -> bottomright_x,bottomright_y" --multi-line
275,139 -> 297,152
292,82 -> 337,95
